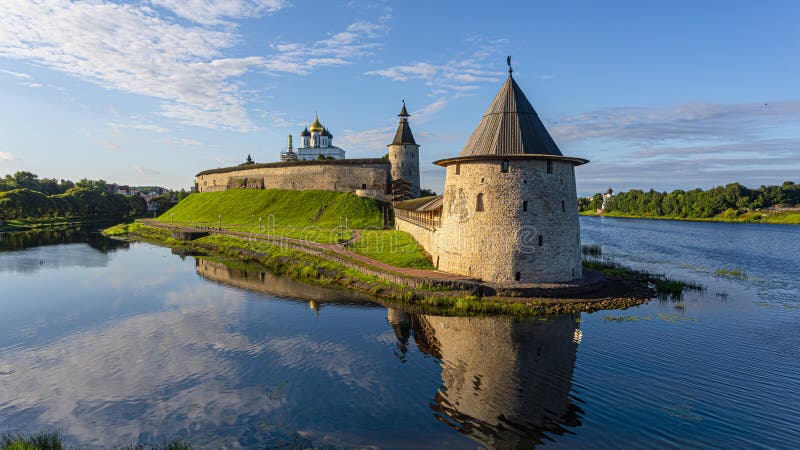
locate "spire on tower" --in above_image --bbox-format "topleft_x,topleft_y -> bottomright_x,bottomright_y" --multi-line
507,55 -> 513,78
391,100 -> 416,145
399,99 -> 409,118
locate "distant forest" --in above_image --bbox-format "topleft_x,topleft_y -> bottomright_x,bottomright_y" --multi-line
0,171 -> 146,221
579,181 -> 800,219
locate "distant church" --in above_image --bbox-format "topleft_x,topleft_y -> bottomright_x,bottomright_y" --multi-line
280,114 -> 345,161
196,103 -> 420,202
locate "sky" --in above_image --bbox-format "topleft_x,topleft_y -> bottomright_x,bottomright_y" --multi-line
0,0 -> 798,195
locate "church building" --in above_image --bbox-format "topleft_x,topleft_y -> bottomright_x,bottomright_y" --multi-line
281,114 -> 346,161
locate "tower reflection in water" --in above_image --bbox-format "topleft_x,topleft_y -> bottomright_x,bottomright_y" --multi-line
389,308 -> 584,449
195,258 -> 583,448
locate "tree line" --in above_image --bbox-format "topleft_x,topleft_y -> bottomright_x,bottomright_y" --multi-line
0,171 -> 146,221
579,181 -> 800,218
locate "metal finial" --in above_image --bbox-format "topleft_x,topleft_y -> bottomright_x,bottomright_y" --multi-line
507,55 -> 512,77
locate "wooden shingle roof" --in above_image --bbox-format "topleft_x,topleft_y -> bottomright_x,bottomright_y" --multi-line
433,66 -> 588,167
460,73 -> 561,157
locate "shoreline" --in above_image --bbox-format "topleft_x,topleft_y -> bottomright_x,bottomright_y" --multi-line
579,210 -> 800,225
0,216 -> 122,232
101,222 -> 686,316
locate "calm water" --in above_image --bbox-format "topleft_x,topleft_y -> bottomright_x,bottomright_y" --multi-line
0,218 -> 798,449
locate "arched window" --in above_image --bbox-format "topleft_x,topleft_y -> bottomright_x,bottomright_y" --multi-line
547,160 -> 554,174
522,201 -> 528,212
538,235 -> 544,246
361,183 -> 367,190
501,160 -> 509,173
515,272 -> 521,281
476,193 -> 484,212
562,200 -> 566,212
455,164 -> 461,175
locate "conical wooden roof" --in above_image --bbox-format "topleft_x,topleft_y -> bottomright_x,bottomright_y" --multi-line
390,101 -> 417,146
459,74 -> 562,157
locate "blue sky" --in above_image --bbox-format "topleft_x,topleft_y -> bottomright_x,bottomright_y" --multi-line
0,0 -> 798,195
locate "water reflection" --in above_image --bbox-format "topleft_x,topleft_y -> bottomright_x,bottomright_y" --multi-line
401,310 -> 584,448
0,227 -> 128,253
194,258 -> 379,309
195,257 -> 584,447
0,228 -> 128,273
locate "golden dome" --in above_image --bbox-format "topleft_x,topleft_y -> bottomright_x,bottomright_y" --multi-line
309,114 -> 324,132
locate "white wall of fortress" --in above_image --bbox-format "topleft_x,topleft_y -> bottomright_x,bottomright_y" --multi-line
397,158 -> 582,284
195,160 -> 391,196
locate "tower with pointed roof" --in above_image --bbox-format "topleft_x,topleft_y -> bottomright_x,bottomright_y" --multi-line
431,60 -> 589,283
388,101 -> 421,199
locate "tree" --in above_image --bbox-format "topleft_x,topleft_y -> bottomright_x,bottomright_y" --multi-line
420,188 -> 437,197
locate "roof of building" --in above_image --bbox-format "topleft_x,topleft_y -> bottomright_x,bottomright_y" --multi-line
322,128 -> 332,137
300,127 -> 310,137
398,101 -> 409,117
390,102 -> 417,146
196,158 -> 389,177
393,195 -> 443,212
433,64 -> 588,166
309,115 -> 324,132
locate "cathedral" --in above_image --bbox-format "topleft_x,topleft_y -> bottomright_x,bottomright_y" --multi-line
280,114 -> 345,161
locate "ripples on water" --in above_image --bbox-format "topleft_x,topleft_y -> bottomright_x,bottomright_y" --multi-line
0,220 -> 798,449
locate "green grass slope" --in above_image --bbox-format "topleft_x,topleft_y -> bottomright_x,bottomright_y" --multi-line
350,230 -> 434,269
159,189 -> 384,228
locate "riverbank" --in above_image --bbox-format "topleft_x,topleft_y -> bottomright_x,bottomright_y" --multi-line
580,208 -> 800,224
0,431 -> 190,449
0,216 -> 120,232
102,222 -> 695,316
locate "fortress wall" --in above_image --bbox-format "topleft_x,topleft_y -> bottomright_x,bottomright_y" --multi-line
436,159 -> 582,283
196,161 -> 391,195
394,217 -> 438,266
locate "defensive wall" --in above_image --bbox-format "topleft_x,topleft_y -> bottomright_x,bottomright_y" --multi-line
195,159 -> 392,199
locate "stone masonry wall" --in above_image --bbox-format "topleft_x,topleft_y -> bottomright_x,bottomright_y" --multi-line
395,216 -> 438,266
388,143 -> 421,198
196,160 -> 391,195
435,159 -> 582,283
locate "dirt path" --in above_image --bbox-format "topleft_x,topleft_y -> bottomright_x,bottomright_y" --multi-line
139,219 -> 470,281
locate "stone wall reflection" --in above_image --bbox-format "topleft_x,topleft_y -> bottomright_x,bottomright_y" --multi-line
390,309 -> 583,449
195,258 -> 376,308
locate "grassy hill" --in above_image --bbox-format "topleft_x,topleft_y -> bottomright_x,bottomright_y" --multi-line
157,189 -> 385,243
160,189 -> 384,228
153,189 -> 433,268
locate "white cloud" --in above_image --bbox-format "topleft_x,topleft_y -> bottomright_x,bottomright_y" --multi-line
366,39 -> 506,96
0,68 -> 32,79
552,101 -> 800,193
0,0 -> 261,131
261,19 -> 389,75
80,130 -> 123,152
337,98 -> 446,152
108,116 -> 171,134
0,1 -> 390,132
549,101 -> 800,144
0,151 -> 16,162
132,165 -> 161,176
150,0 -> 288,25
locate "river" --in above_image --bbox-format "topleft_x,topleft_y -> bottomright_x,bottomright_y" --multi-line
0,217 -> 798,449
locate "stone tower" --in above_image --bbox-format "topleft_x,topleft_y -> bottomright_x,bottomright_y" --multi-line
432,62 -> 589,283
388,101 -> 421,199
